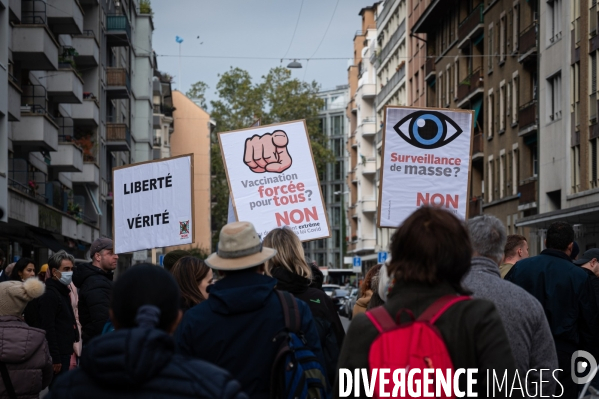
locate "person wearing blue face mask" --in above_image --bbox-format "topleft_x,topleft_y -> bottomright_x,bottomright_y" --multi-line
38,251 -> 79,383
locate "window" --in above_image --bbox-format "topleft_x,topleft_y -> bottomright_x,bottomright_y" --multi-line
487,156 -> 494,202
331,138 -> 344,157
513,3 -> 519,52
488,23 -> 494,70
438,72 -> 444,107
548,72 -> 562,122
572,63 -> 580,128
319,117 -> 327,136
332,207 -> 341,226
499,81 -> 506,131
572,145 -> 581,193
415,71 -> 419,98
446,64 -> 451,105
488,89 -> 495,138
512,148 -> 519,195
590,0 -> 598,37
500,152 -> 506,198
532,145 -> 538,177
591,138 -> 599,188
512,74 -> 519,125
500,14 -> 507,63
454,59 -> 459,99
506,80 -> 511,118
548,0 -> 562,44
332,115 -> 343,136
333,161 -> 343,180
591,53 -> 597,122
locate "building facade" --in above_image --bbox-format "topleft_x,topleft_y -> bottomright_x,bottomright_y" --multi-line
347,5 -> 378,268
303,86 -> 349,269
0,0 -> 156,265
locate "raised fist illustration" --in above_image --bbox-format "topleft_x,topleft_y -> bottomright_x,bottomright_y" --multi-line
243,130 -> 292,173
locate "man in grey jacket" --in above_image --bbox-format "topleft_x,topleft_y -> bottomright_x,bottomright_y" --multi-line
463,215 -> 558,396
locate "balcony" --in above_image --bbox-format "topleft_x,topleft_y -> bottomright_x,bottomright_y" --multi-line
153,114 -> 162,129
357,83 -> 376,99
46,68 -> 83,103
105,67 -> 130,99
51,142 -> 84,172
71,163 -> 100,186
12,25 -> 59,70
425,56 -> 435,82
518,100 -> 537,136
518,23 -> 537,64
469,196 -> 482,218
106,123 -> 131,151
8,158 -> 48,203
12,112 -> 59,152
72,31 -> 100,66
8,76 -> 21,121
105,14 -> 131,47
361,199 -> 376,213
362,159 -> 376,175
71,97 -> 100,127
472,133 -> 484,161
359,118 -> 376,137
9,0 -> 21,22
47,0 -> 83,34
458,4 -> 484,49
456,67 -> 484,108
374,19 -> 406,70
518,180 -> 537,205
376,64 -> 406,108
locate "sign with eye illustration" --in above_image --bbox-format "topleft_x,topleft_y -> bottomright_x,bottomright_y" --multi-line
219,120 -> 330,242
378,106 -> 474,228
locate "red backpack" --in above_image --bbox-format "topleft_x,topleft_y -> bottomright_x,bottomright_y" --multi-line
366,295 -> 470,398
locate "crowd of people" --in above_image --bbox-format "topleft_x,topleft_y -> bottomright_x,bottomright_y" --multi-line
0,207 -> 598,398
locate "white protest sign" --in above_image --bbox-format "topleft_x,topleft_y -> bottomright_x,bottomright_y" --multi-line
378,106 -> 473,227
219,120 -> 330,241
113,154 -> 194,253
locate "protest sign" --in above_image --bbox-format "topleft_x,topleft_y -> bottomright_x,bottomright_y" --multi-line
378,106 -> 473,228
219,120 -> 330,241
113,154 -> 194,253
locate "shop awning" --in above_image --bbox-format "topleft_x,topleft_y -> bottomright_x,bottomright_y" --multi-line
515,203 -> 599,229
30,231 -> 74,254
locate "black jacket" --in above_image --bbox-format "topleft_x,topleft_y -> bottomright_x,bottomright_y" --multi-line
47,327 -> 248,399
38,278 -> 78,363
335,281 -> 521,399
506,249 -> 599,356
73,262 -> 113,344
175,272 -> 324,399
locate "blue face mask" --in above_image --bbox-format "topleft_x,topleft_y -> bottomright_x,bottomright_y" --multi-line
57,271 -> 73,286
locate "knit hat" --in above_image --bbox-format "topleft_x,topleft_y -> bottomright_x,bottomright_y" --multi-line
0,278 -> 45,317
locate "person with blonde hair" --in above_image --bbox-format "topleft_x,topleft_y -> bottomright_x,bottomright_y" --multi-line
170,256 -> 213,312
263,227 -> 344,385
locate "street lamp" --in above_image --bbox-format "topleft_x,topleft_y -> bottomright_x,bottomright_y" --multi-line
286,60 -> 303,69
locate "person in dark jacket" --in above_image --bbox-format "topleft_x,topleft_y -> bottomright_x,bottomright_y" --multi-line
175,222 -> 324,399
48,264 -> 248,399
506,221 -> 599,399
37,251 -> 79,381
336,207 -> 520,399
73,237 -> 117,345
263,227 -> 344,385
574,248 -> 599,309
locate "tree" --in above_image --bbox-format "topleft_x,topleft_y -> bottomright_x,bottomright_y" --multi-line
185,81 -> 209,110
192,67 -> 334,248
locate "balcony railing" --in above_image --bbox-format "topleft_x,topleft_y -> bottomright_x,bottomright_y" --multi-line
518,100 -> 537,128
376,0 -> 396,26
519,23 -> 537,56
21,0 -> 46,24
518,180 -> 536,205
107,123 -> 131,145
106,67 -> 130,88
458,4 -> 484,42
376,128 -> 383,145
106,14 -> 131,37
374,19 -> 406,69
457,67 -> 483,102
376,64 -> 406,106
8,158 -> 47,203
472,133 -> 483,154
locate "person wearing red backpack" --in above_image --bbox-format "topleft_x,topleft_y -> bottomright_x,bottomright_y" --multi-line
335,207 -> 521,399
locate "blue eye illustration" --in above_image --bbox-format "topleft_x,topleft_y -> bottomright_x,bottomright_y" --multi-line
393,111 -> 463,149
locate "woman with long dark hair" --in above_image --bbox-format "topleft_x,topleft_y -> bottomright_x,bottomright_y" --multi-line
170,257 -> 213,312
9,257 -> 36,281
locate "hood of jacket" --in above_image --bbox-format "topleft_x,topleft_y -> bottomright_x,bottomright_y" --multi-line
207,272 -> 277,315
80,327 -> 174,389
0,316 -> 47,363
271,267 -> 310,295
73,262 -> 113,288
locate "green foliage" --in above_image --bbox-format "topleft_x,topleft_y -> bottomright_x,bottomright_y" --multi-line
190,67 -> 333,249
187,245 -> 210,260
185,81 -> 209,110
139,0 -> 152,15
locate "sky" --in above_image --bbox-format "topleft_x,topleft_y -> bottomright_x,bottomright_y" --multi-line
151,0 -> 372,107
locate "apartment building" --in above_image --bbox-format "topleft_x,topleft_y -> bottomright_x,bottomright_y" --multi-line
303,86 -> 349,268
347,4 -> 378,268
515,0 -> 599,251
407,0 -> 428,108
0,0 -> 155,265
373,0 -> 408,254
152,69 -> 174,160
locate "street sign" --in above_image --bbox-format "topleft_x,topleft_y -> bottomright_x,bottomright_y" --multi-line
158,254 -> 165,267
353,256 -> 362,268
378,251 -> 388,264
352,266 -> 362,274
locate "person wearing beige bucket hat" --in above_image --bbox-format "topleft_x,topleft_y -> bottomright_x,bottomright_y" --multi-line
0,279 -> 53,397
176,221 -> 325,398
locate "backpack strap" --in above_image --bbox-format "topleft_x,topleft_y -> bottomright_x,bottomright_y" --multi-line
275,290 -> 300,333
0,360 -> 17,399
366,307 -> 397,333
417,295 -> 471,324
